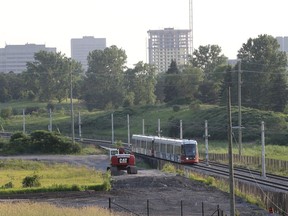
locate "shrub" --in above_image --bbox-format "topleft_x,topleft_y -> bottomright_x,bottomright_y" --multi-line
0,107 -> 12,119
22,175 -> 41,188
25,106 -> 40,115
2,181 -> 13,189
47,102 -> 55,112
8,132 -> 30,154
172,105 -> 180,112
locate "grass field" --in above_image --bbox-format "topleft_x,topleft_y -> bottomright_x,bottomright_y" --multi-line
0,160 -> 110,194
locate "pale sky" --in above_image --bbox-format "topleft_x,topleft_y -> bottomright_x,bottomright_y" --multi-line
1,0 -> 288,67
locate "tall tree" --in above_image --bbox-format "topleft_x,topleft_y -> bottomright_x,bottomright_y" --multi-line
24,51 -> 82,102
83,45 -> 127,110
237,34 -> 288,111
163,60 -> 181,103
191,45 -> 228,104
124,62 -> 157,106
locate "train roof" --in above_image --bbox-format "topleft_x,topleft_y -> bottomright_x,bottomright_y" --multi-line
132,134 -> 197,145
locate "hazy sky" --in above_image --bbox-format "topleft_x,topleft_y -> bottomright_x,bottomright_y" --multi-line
1,0 -> 287,67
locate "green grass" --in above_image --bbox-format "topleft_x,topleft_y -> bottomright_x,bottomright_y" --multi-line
0,159 -> 110,194
198,141 -> 288,161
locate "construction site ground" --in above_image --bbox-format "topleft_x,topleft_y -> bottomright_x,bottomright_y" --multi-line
0,155 -> 269,216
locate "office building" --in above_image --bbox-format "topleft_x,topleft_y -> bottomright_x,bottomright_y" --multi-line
147,28 -> 191,73
71,36 -> 106,71
0,44 -> 56,73
276,36 -> 288,53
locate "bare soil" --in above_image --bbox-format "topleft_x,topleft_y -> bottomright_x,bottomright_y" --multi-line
0,155 -> 269,216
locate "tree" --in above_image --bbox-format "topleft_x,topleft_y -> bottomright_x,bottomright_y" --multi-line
83,45 -> 127,110
237,34 -> 288,111
191,45 -> 228,104
124,62 -> 157,106
163,60 -> 181,103
24,51 -> 83,102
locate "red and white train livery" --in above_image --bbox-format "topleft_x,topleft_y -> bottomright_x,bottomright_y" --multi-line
131,134 -> 199,164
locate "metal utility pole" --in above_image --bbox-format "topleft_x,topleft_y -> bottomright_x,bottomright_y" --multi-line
70,71 -> 75,144
142,119 -> 145,135
157,119 -> 161,137
227,87 -> 235,216
111,113 -> 114,145
22,109 -> 26,134
180,120 -> 183,139
204,120 -> 209,166
238,60 -> 242,157
78,112 -> 82,140
261,121 -> 266,178
49,108 -> 52,132
127,114 -> 130,146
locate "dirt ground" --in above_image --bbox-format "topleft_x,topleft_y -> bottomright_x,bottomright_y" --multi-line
0,155 -> 269,216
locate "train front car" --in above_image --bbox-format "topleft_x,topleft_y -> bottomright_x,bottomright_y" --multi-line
180,139 -> 199,164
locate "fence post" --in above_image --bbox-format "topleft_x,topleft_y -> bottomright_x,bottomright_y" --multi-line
147,199 -> 149,216
217,204 -> 220,216
202,202 -> 204,216
109,197 -> 111,210
181,200 -> 183,216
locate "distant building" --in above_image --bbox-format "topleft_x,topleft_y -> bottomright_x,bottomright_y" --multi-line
147,28 -> 191,73
71,36 -> 106,71
276,36 -> 288,53
0,44 -> 56,74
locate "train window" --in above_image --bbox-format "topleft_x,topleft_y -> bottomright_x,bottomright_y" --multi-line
147,141 -> 151,150
175,146 -> 181,154
167,144 -> 173,154
183,144 -> 196,156
160,143 -> 166,153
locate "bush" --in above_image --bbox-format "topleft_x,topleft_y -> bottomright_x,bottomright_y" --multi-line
1,107 -> 12,119
172,105 -> 181,112
22,175 -> 41,188
2,181 -> 13,189
25,106 -> 40,115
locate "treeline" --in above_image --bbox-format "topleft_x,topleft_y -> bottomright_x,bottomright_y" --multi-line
0,34 -> 287,113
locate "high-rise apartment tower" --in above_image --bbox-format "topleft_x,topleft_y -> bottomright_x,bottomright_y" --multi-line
147,28 -> 191,73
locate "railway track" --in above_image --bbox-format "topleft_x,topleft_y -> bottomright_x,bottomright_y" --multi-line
192,161 -> 288,193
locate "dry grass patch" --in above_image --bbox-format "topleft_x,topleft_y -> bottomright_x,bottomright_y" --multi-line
0,201 -> 127,216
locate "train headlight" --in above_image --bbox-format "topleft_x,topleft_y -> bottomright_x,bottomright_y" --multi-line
186,157 -> 189,160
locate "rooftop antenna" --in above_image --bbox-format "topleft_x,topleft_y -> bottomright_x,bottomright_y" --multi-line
189,0 -> 194,55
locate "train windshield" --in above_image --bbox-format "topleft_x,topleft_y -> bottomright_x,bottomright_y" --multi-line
182,144 -> 196,156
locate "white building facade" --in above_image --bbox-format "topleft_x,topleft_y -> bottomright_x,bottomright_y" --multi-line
147,28 -> 191,73
71,36 -> 106,72
0,44 -> 56,73
276,36 -> 288,53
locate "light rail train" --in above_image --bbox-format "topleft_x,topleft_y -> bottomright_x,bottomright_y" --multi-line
131,134 -> 199,164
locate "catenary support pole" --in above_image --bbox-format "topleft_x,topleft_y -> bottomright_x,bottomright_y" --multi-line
261,121 -> 266,178
228,87 -> 235,216
49,108 -> 52,132
204,120 -> 209,166
142,119 -> 145,135
238,60 -> 242,157
23,109 -> 26,134
127,114 -> 130,146
111,113 -> 114,145
157,118 -> 161,137
70,71 -> 75,144
180,120 -> 183,139
78,112 -> 82,140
